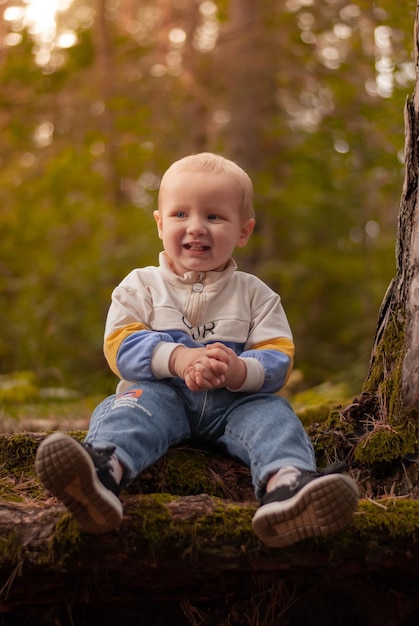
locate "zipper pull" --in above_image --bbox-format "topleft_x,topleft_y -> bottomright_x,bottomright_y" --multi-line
192,272 -> 205,293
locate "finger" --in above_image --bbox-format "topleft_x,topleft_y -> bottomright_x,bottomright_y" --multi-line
184,371 -> 202,392
204,347 -> 230,363
192,365 -> 225,389
207,358 -> 228,375
207,342 -> 228,351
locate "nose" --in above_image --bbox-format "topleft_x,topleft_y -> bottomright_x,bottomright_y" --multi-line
186,215 -> 207,235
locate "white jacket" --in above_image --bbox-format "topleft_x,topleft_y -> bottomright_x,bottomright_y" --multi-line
104,252 -> 294,394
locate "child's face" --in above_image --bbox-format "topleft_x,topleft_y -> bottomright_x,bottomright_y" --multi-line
154,171 -> 255,276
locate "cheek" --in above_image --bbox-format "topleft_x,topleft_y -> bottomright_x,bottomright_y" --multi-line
220,231 -> 238,247
161,226 -> 179,245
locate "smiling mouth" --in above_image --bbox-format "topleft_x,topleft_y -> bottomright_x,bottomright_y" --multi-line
184,243 -> 210,251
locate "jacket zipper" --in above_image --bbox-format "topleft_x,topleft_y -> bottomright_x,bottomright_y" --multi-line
192,272 -> 205,293
186,272 -> 205,326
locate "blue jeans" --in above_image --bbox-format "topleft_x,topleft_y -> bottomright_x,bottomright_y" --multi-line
85,380 -> 316,499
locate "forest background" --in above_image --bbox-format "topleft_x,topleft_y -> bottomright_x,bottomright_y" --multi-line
0,0 -> 416,399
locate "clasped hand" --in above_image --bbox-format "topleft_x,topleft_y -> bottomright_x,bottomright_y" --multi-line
169,342 -> 246,391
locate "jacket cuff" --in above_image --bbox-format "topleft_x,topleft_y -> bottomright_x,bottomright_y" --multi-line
151,342 -> 182,379
228,357 -> 265,392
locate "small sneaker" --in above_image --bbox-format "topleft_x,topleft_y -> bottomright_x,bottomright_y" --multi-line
252,461 -> 359,548
35,432 -> 123,534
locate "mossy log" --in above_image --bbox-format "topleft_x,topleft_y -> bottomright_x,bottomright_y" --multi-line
1,432 -> 419,626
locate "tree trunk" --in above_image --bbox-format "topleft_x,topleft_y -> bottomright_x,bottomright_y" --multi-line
220,0 -> 280,273
93,0 -> 122,205
361,7 -> 419,422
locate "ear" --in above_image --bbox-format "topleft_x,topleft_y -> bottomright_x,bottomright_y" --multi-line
153,210 -> 163,240
236,218 -> 255,248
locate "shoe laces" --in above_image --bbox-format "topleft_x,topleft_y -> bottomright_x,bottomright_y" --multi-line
261,460 -> 347,506
296,460 -> 346,490
83,443 -> 121,496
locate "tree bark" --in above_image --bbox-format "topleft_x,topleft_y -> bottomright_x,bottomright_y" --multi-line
401,7 -> 419,408
1,484 -> 419,625
363,5 -> 419,415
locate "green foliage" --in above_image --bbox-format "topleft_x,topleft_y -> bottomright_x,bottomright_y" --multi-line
0,0 -> 416,394
0,372 -> 39,404
292,381 -> 350,425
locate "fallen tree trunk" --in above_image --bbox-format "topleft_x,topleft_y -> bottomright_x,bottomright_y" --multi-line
1,433 -> 419,626
1,493 -> 419,625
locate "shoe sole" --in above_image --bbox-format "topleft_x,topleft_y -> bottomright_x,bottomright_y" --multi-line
252,473 -> 359,548
35,432 -> 123,534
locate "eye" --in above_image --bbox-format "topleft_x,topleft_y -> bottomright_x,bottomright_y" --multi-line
175,211 -> 186,218
208,213 -> 220,221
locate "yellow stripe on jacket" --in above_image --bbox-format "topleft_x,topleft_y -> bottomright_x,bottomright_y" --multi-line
104,322 -> 149,377
249,337 -> 295,382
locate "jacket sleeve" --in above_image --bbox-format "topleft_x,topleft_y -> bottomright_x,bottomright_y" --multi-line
234,290 -> 295,394
103,281 -> 184,382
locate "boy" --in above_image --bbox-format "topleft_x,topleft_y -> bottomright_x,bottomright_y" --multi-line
35,153 -> 359,548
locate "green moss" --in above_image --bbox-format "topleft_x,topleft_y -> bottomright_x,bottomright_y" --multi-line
296,402 -> 343,427
0,433 -> 40,475
127,494 -> 257,555
153,448 -> 225,497
307,409 -> 355,467
50,514 -> 84,565
0,511 -> 84,570
354,427 -> 416,464
64,430 -> 87,442
0,431 -> 86,477
363,309 -> 405,423
349,308 -> 419,464
128,493 -> 174,547
130,497 -> 419,557
2,494 -> 419,577
297,498 -> 419,560
0,432 -> 89,512
195,501 -> 257,552
355,498 -> 419,539
0,532 -> 23,566
327,410 -> 355,433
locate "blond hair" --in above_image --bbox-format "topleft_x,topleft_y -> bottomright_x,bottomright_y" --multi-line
159,152 -> 255,219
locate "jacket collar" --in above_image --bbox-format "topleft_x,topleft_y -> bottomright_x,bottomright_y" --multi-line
158,251 -> 237,286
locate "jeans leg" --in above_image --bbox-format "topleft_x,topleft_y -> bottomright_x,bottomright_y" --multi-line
84,381 -> 191,482
217,394 -> 316,499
